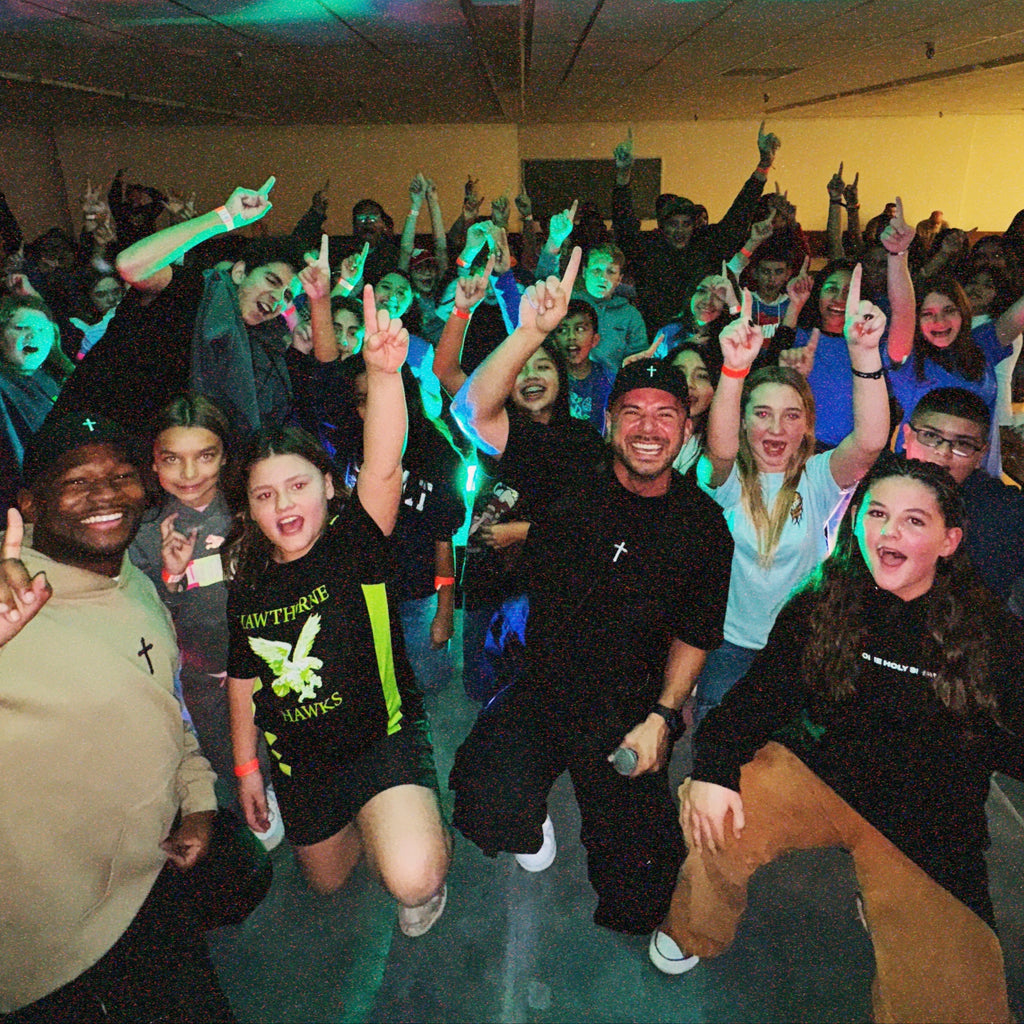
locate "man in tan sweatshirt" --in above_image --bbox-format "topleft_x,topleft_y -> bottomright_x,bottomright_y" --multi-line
0,412 -> 231,1021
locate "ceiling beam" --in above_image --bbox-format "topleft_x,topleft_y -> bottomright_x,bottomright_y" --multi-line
767,50 -> 1024,114
459,0 -> 510,120
559,0 -> 607,87
520,0 -> 534,120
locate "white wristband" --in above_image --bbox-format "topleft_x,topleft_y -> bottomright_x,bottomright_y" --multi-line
214,206 -> 234,231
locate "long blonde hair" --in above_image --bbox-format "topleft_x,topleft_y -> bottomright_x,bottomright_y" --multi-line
736,366 -> 816,567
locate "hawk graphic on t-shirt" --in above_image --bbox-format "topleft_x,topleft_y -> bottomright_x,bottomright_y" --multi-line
248,614 -> 325,703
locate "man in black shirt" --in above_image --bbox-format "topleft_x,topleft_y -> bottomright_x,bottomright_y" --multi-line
451,336 -> 733,934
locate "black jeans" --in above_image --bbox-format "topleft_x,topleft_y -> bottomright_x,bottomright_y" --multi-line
3,866 -> 235,1024
450,684 -> 682,934
3,810 -> 270,1024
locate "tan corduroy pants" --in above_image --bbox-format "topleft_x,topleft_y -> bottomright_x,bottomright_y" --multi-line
662,742 -> 1012,1024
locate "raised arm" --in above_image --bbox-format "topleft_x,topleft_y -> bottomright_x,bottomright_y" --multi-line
704,290 -> 764,487
536,200 -> 577,280
826,163 -> 847,260
843,171 -> 862,257
611,129 -> 641,261
424,177 -> 449,276
291,179 -> 329,248
828,264 -> 891,488
879,197 -> 916,365
451,247 -> 582,457
446,175 -> 484,255
706,122 -> 776,257
515,188 -> 540,273
433,255 -> 494,396
726,215 -> 773,278
358,284 -> 410,536
398,173 -> 427,271
0,508 -> 52,648
298,234 -> 339,363
116,176 -> 276,295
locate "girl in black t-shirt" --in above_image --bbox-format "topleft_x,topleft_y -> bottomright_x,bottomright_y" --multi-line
225,287 -> 450,938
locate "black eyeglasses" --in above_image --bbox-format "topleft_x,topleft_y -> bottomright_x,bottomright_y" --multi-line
908,424 -> 985,458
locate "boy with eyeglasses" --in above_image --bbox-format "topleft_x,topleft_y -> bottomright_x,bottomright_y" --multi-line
903,387 -> 1024,611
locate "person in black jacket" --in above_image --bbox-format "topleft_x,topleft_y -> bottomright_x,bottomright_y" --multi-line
611,123 -> 777,338
650,453 -> 1023,1024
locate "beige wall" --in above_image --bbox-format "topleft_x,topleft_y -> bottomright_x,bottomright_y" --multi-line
2,114 -> 1021,243
54,123 -> 519,240
0,129 -> 73,241
519,114 -> 1024,233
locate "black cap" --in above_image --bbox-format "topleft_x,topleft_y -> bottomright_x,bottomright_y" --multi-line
607,360 -> 690,413
22,412 -> 138,486
658,196 -> 698,222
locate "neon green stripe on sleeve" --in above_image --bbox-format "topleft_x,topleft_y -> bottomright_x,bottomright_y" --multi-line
361,582 -> 403,735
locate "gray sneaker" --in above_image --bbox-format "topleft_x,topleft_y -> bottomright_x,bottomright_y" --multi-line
398,884 -> 448,937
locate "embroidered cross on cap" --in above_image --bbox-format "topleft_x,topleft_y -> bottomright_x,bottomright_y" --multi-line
607,359 -> 690,412
21,412 -> 139,485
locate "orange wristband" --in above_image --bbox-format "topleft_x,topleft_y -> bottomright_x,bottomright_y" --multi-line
233,758 -> 260,778
434,575 -> 456,590
720,365 -> 750,379
451,307 -> 471,321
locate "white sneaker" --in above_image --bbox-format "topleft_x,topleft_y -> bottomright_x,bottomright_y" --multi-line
398,884 -> 448,937
649,929 -> 700,975
250,784 -> 285,852
514,815 -> 556,872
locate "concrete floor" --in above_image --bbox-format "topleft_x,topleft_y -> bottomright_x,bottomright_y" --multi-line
208,613 -> 1024,1023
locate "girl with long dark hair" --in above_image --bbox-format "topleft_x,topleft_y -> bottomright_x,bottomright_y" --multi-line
650,454 -> 1024,1023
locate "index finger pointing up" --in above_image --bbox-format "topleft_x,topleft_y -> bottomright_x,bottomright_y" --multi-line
846,263 -> 863,321
258,175 -> 276,196
567,199 -> 578,222
741,287 -> 753,323
894,195 -> 904,224
2,507 -> 23,561
362,283 -> 378,332
560,246 -> 582,296
838,160 -> 843,178
318,233 -> 329,266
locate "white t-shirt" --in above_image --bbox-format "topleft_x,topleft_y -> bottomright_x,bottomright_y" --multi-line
697,451 -> 852,649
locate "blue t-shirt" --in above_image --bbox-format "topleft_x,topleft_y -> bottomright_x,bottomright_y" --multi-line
567,362 -> 613,433
800,328 -> 856,447
886,320 -> 1010,477
697,450 -> 851,649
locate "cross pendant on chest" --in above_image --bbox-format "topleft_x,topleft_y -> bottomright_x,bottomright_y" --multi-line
613,541 -> 628,563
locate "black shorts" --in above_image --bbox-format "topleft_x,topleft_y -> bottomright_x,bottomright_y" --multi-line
272,717 -> 440,847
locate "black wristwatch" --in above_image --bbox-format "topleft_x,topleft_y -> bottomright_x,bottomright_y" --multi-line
649,703 -> 682,735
